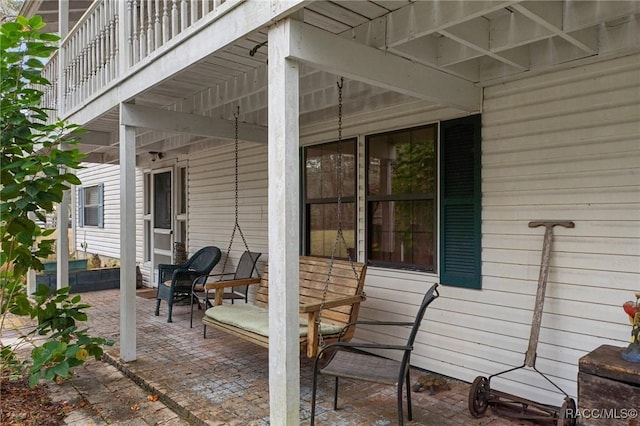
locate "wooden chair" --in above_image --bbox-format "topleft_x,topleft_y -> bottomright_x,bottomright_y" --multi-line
189,250 -> 262,327
155,246 -> 221,323
310,283 -> 439,426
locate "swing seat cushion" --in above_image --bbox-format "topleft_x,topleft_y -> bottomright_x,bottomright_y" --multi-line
204,304 -> 343,337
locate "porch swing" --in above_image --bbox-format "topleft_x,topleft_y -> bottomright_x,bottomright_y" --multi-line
201,79 -> 367,357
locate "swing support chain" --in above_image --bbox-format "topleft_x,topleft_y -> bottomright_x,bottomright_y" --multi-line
316,77 -> 361,350
221,106 -> 258,275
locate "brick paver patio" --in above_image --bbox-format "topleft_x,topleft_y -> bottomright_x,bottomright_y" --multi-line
11,288 -> 543,425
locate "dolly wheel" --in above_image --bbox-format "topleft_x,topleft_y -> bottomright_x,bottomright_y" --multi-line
559,397 -> 577,426
468,376 -> 490,418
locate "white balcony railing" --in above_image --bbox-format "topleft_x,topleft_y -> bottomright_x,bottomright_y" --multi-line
40,51 -> 58,124
42,0 -> 231,116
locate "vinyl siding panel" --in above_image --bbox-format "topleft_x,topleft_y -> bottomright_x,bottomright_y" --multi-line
187,142 -> 269,280
471,53 -> 639,403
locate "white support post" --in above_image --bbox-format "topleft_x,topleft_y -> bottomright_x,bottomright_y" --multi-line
119,105 -> 137,362
56,1 -> 70,291
267,18 -> 300,425
56,172 -> 70,291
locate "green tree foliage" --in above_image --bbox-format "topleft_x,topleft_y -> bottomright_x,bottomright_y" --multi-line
1,15 -> 112,387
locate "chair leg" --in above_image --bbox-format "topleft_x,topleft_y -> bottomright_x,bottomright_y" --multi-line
155,299 -> 161,316
189,294 -> 194,328
167,296 -> 173,323
405,369 -> 412,421
203,324 -> 207,338
397,381 -> 404,426
310,359 -> 320,426
333,377 -> 339,410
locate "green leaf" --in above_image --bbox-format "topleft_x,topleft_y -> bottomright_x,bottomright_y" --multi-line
2,22 -> 22,32
39,33 -> 60,42
28,16 -> 45,30
28,373 -> 41,388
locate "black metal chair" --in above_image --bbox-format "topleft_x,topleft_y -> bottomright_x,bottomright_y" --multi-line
189,250 -> 261,327
310,283 -> 439,426
155,246 -> 221,323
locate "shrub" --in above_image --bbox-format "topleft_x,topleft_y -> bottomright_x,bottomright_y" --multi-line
1,16 -> 112,387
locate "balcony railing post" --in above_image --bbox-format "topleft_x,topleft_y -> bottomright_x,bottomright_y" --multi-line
118,0 -> 131,75
58,0 -> 69,117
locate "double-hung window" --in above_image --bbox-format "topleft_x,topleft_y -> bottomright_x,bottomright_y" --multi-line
303,139 -> 357,258
78,184 -> 104,228
301,114 -> 481,288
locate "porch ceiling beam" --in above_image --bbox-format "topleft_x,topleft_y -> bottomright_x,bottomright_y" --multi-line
489,9 -> 557,52
512,2 -> 597,55
286,20 -> 480,111
120,103 -> 267,144
563,1 -> 640,33
440,20 -> 529,70
381,0 -> 522,48
75,130 -> 115,147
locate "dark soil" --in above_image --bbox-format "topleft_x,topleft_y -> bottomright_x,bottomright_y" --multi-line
0,370 -> 73,426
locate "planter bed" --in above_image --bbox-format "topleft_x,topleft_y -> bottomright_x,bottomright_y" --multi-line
36,267 -> 120,294
42,259 -> 88,273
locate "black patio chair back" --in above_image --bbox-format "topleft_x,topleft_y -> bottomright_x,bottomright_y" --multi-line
155,246 -> 221,323
311,283 -> 439,426
224,250 -> 262,302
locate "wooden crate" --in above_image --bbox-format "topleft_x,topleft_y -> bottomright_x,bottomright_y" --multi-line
578,345 -> 640,426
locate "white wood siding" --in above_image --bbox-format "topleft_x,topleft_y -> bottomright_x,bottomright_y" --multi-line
75,164 -> 144,277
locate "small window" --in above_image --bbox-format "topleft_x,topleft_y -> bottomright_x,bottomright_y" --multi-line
366,125 -> 437,270
303,139 -> 357,258
78,184 -> 104,227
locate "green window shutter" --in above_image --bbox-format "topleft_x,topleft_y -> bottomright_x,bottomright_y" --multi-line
440,114 -> 482,289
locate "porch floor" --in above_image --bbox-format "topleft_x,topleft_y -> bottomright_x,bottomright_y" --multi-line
46,289 -> 545,424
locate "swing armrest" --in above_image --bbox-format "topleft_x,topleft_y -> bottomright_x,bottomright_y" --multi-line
206,272 -> 236,281
300,295 -> 364,313
202,277 -> 262,306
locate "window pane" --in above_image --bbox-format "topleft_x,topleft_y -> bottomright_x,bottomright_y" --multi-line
368,200 -> 434,269
368,126 -> 436,196
154,172 -> 172,229
305,140 -> 355,199
305,146 -> 323,199
84,206 -> 99,226
84,186 -> 99,206
178,167 -> 187,215
308,202 -> 355,258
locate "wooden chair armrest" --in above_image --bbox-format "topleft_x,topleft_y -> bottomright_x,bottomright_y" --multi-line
202,277 -> 261,290
203,277 -> 262,307
206,272 -> 236,279
300,295 -> 364,313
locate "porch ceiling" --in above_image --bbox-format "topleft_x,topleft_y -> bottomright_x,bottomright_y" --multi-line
24,1 -> 640,164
